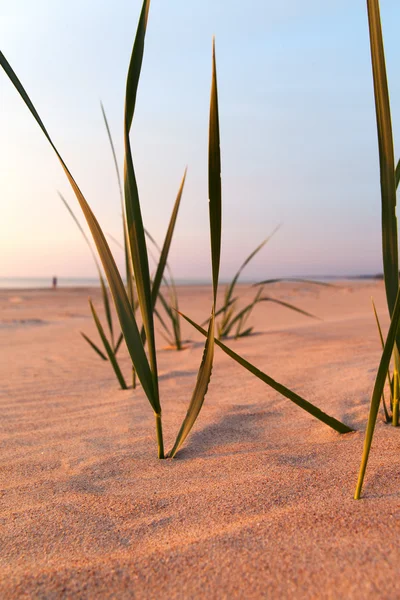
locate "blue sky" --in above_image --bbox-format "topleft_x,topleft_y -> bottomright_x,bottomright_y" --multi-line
1,0 -> 400,280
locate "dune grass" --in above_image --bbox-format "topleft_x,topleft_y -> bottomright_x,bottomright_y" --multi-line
0,0 -> 221,458
60,193 -> 127,389
354,0 -> 400,499
214,228 -> 328,340
0,0 -> 354,458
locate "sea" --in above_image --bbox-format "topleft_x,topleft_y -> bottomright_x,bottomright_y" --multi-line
0,277 -> 212,289
0,275 -> 381,290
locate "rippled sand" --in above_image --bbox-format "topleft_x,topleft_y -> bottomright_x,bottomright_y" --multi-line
1,281 -> 398,599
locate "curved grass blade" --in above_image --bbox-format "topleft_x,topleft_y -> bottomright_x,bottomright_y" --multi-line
355,286 -> 400,498
168,315 -> 215,457
236,326 -> 253,338
371,298 -> 391,421
168,38 -> 221,457
123,0 -> 160,410
114,332 -> 124,355
254,278 -> 333,288
154,305 -> 173,340
0,50 -> 157,408
257,297 -> 320,320
157,282 -> 182,349
201,297 -> 237,327
101,102 -> 123,204
60,192 -> 115,344
150,169 -> 186,309
181,312 -> 353,434
99,275 -> 114,347
222,288 -> 263,338
81,332 -> 108,361
223,226 -> 281,308
101,102 -> 135,307
89,300 -> 127,390
208,40 -> 222,306
221,291 -> 319,340
139,170 -> 186,349
367,0 -> 398,318
395,158 -> 400,189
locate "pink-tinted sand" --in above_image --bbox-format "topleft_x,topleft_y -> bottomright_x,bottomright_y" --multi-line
1,281 -> 399,599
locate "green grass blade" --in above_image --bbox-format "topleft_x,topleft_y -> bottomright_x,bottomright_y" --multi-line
168,38 -> 222,457
60,192 -> 114,343
236,326 -> 253,338
59,192 -> 99,267
355,286 -> 400,498
223,225 -> 281,313
89,300 -> 127,390
123,0 -> 160,414
395,158 -> 400,189
234,314 -> 245,339
101,102 -> 135,308
201,297 -> 237,327
367,0 -> 398,317
372,297 -> 392,420
254,277 -> 333,288
222,288 -> 264,338
170,284 -> 182,350
0,50 -> 158,409
154,305 -> 173,341
168,315 -> 215,457
181,312 -> 353,434
258,297 -> 320,320
150,169 -> 186,309
99,274 -> 114,347
139,171 -> 186,348
114,332 -> 124,355
80,332 -> 108,361
100,101 -> 123,205
208,39 -> 222,305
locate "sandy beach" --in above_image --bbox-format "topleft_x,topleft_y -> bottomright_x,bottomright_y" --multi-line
1,280 -> 399,599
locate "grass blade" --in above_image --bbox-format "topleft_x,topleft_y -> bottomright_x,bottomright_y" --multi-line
223,226 -> 280,311
236,326 -> 253,338
395,158 -> 400,189
257,297 -> 320,320
168,38 -> 221,457
208,40 -> 222,306
60,192 -> 115,343
371,298 -> 392,420
0,50 -> 157,407
139,171 -> 186,349
181,312 -> 354,434
114,332 -> 124,355
150,170 -> 187,309
168,315 -> 215,457
254,278 -> 333,288
89,300 -> 127,390
80,332 -> 108,361
201,297 -> 238,327
99,274 -> 114,346
355,287 -> 400,498
221,288 -> 263,338
123,0 -> 160,415
101,102 -> 135,307
367,0 -> 398,318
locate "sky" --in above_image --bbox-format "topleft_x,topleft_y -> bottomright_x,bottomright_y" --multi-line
1,0 -> 400,281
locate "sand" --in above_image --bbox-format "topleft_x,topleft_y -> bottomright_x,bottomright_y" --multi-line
1,280 -> 399,599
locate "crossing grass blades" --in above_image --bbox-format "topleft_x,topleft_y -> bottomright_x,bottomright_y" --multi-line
354,0 -> 400,499
214,226 -> 327,340
0,0 -> 353,460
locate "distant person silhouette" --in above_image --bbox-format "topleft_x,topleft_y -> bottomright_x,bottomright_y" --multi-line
52,276 -> 57,290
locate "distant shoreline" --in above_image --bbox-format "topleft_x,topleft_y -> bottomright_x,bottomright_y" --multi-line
0,274 -> 384,291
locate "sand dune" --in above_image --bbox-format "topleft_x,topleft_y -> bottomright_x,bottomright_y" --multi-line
1,281 -> 399,599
